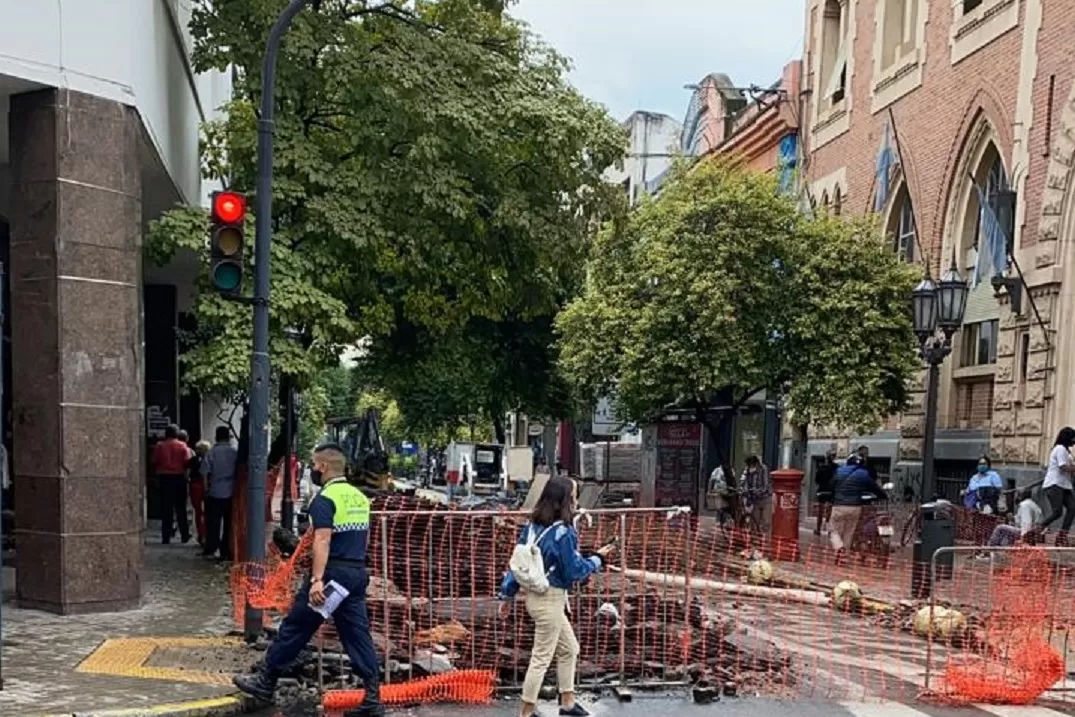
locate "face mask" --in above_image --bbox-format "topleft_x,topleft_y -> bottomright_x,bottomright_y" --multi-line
977,465 -> 989,474
310,468 -> 324,486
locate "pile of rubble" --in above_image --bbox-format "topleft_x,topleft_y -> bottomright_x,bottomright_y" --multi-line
257,494 -> 797,698
359,571 -> 794,694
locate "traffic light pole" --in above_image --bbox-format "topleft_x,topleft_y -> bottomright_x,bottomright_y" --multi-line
281,374 -> 295,533
245,0 -> 312,642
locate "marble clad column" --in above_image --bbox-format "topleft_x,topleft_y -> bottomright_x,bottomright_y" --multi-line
8,88 -> 144,614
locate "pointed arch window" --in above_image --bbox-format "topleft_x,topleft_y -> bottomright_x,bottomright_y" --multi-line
887,185 -> 915,262
975,154 -> 1008,251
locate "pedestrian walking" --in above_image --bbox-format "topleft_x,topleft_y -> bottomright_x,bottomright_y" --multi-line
814,449 -> 838,536
190,440 -> 211,547
741,456 -> 773,536
497,476 -> 614,717
233,442 -> 384,717
203,426 -> 238,561
1041,427 -> 1075,545
830,453 -> 886,559
151,424 -> 191,545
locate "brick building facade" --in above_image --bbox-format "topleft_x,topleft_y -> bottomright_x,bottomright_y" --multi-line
800,0 -> 1075,492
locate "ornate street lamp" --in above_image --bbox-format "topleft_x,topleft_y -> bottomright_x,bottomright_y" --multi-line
912,256 -> 968,505
937,262 -> 970,335
911,275 -> 938,343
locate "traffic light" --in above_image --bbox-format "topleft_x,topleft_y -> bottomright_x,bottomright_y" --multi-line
209,190 -> 246,295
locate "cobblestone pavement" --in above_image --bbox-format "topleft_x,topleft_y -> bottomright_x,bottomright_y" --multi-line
0,534 -> 241,716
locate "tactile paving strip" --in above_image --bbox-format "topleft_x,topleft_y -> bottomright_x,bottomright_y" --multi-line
75,637 -> 242,686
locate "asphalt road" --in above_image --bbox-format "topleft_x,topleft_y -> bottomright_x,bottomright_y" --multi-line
249,695 -> 1075,717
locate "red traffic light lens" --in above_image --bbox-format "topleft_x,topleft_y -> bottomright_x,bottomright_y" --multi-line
213,191 -> 246,224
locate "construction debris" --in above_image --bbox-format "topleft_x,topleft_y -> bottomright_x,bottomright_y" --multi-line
251,495 -> 799,697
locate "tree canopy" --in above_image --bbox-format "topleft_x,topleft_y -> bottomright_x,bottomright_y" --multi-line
556,158 -> 920,439
146,0 -> 625,423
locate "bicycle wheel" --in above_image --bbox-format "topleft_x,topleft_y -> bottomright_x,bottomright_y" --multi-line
717,508 -> 735,536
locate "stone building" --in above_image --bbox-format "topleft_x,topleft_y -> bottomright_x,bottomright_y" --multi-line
800,0 -> 1075,494
0,1 -> 231,613
604,110 -> 682,204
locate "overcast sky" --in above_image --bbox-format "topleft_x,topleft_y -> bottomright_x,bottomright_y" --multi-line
511,0 -> 805,123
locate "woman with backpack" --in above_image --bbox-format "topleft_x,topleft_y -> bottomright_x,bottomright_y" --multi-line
497,476 -> 615,717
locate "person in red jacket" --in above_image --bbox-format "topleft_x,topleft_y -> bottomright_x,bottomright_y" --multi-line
152,424 -> 192,545
189,440 -> 211,547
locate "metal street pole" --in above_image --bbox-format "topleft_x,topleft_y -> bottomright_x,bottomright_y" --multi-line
245,0 -> 312,642
920,360 -> 940,503
281,375 -> 295,532
0,261 -> 5,691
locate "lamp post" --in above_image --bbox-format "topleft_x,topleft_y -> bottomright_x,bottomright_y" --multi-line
911,257 -> 969,503
280,327 -> 308,534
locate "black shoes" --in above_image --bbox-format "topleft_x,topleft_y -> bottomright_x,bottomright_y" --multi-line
560,704 -> 591,716
343,682 -> 385,717
232,670 -> 278,703
344,703 -> 386,717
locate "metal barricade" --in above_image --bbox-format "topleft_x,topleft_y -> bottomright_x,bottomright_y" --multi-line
925,545 -> 1075,703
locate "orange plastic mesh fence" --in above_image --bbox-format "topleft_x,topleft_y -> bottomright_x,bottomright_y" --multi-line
321,670 -> 497,709
228,496 -> 1075,705
229,530 -> 312,627
928,546 -> 1068,704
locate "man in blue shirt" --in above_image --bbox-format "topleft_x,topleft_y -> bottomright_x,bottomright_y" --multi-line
233,443 -> 383,717
202,426 -> 238,560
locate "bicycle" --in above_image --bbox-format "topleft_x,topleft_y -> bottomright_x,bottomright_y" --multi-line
898,483 -> 1032,547
707,487 -> 760,538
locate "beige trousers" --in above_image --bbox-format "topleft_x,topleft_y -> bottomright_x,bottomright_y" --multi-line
829,505 -> 862,551
521,588 -> 579,704
751,497 -> 774,535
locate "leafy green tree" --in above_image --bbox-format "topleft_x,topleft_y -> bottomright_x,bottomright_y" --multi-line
355,388 -> 405,448
363,312 -> 575,444
145,0 -> 624,408
556,158 -> 920,459
296,363 -> 356,454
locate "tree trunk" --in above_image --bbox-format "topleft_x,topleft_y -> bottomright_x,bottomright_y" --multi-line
789,422 -> 809,472
695,407 -> 733,481
493,413 -> 506,445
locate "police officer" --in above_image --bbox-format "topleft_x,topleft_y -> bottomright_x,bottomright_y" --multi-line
234,442 -> 384,717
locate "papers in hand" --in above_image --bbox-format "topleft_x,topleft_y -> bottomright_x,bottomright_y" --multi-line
310,580 -> 349,619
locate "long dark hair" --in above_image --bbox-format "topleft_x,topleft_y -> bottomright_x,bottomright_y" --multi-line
1056,427 -> 1075,448
531,476 -> 575,527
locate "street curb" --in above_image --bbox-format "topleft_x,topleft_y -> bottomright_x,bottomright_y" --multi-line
41,694 -> 253,717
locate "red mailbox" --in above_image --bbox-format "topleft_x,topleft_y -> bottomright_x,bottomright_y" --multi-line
770,468 -> 805,561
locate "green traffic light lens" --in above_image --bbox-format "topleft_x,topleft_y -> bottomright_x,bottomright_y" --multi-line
212,262 -> 242,292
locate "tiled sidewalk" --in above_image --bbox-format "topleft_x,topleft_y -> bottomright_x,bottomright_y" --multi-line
0,537 -> 250,716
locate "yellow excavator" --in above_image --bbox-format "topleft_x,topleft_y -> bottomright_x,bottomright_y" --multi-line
325,408 -> 393,493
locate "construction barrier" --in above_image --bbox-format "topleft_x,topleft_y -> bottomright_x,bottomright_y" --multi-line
925,546 -> 1072,705
321,670 -> 497,709
229,496 -> 1075,706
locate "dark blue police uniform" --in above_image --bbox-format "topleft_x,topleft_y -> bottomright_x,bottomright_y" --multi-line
262,477 -> 380,687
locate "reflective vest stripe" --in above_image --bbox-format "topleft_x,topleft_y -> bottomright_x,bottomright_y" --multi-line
320,480 -> 371,532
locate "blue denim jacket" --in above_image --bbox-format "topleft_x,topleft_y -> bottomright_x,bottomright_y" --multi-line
497,522 -> 601,599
